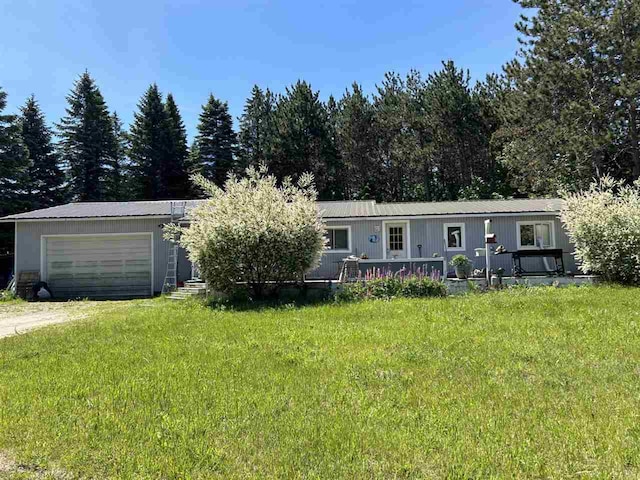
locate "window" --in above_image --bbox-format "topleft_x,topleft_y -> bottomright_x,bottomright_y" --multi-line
326,227 -> 350,252
388,226 -> 404,251
517,221 -> 554,249
443,223 -> 465,251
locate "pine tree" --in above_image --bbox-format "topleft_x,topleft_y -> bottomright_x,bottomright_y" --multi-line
57,72 -> 117,201
164,93 -> 190,198
19,95 -> 66,209
271,81 -> 337,198
185,140 -> 203,197
324,95 -> 347,199
336,83 -> 381,199
464,74 -> 515,199
421,61 -> 490,200
237,85 -> 275,171
105,112 -> 128,200
128,84 -> 173,199
191,94 -> 237,187
500,0 -> 640,194
373,73 -> 416,201
0,87 -> 29,218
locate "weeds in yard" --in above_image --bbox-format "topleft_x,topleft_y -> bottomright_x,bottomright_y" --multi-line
0,289 -> 20,303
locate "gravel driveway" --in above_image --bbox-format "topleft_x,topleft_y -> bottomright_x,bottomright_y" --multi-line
0,301 -> 97,338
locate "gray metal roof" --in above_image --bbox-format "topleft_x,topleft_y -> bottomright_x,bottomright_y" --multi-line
316,200 -> 378,218
0,200 -> 204,220
0,197 -> 563,221
371,198 -> 564,218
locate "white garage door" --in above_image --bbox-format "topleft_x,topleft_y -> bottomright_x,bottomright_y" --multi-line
43,234 -> 153,299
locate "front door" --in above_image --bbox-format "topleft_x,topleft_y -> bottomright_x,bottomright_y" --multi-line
385,223 -> 408,259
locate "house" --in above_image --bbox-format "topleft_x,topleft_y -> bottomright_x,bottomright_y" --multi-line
0,197 -> 575,299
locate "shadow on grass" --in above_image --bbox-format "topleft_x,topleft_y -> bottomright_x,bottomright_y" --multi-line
204,287 -> 335,312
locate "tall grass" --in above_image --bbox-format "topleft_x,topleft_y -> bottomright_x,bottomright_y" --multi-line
1,286 -> 639,478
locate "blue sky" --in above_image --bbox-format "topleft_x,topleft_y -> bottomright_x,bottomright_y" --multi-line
1,0 -> 526,140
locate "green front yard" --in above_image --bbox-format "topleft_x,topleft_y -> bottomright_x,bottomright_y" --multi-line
1,286 -> 640,478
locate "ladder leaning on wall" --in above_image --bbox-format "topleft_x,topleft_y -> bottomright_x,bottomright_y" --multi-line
162,201 -> 187,294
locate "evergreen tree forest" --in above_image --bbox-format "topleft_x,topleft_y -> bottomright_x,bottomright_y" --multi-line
0,0 -> 638,255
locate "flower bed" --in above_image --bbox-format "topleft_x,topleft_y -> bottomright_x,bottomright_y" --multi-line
336,267 -> 447,301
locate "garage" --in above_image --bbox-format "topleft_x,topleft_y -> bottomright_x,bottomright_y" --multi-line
42,233 -> 153,299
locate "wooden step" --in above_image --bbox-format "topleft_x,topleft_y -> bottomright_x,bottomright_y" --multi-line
177,288 -> 206,294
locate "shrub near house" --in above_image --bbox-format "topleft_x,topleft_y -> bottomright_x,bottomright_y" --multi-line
561,177 -> 640,284
167,166 -> 326,299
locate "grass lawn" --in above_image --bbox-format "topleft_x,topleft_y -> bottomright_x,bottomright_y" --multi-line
1,286 -> 640,478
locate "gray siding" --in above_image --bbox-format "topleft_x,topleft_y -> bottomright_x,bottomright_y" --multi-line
15,213 -> 578,289
15,218 -> 191,294
309,214 -> 577,279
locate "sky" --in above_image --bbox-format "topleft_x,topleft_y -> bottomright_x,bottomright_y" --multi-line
1,0 -> 527,140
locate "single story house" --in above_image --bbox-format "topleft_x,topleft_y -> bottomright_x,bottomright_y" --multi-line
0,197 -> 575,299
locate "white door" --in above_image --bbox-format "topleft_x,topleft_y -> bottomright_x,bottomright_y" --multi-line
385,223 -> 408,259
43,234 -> 152,299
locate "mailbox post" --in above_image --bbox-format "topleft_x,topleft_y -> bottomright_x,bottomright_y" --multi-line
484,219 -> 497,286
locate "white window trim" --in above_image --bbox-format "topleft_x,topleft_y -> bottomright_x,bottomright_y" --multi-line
516,220 -> 556,250
325,225 -> 352,253
40,232 -> 155,296
382,220 -> 411,260
443,222 -> 466,252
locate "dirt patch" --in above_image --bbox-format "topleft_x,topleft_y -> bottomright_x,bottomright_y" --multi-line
0,302 -> 98,339
0,450 -> 69,479
0,450 -> 14,473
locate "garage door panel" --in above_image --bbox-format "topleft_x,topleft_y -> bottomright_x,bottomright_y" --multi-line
47,245 -> 151,255
49,273 -> 150,283
49,279 -> 151,289
51,288 -> 151,300
47,247 -> 151,258
44,234 -> 152,299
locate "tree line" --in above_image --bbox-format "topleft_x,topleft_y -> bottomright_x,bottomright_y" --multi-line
1,0 -> 638,219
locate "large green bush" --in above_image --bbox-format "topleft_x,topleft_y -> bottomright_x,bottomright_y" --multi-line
166,166 -> 326,299
561,176 -> 640,284
336,276 -> 447,301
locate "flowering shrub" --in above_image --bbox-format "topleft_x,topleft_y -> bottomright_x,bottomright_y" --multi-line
336,268 -> 447,301
166,166 -> 326,299
561,176 -> 640,284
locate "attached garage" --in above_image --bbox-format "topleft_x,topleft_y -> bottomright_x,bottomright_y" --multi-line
41,233 -> 153,299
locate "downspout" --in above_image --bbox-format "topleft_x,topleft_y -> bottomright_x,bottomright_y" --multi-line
12,221 -> 17,293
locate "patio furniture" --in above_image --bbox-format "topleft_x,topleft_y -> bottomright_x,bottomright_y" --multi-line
511,249 -> 565,276
338,256 -> 361,282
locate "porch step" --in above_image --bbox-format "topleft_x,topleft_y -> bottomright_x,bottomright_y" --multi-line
168,283 -> 207,301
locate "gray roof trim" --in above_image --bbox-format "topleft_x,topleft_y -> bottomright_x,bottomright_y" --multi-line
0,215 -> 172,223
322,211 -> 561,221
0,198 -> 564,222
